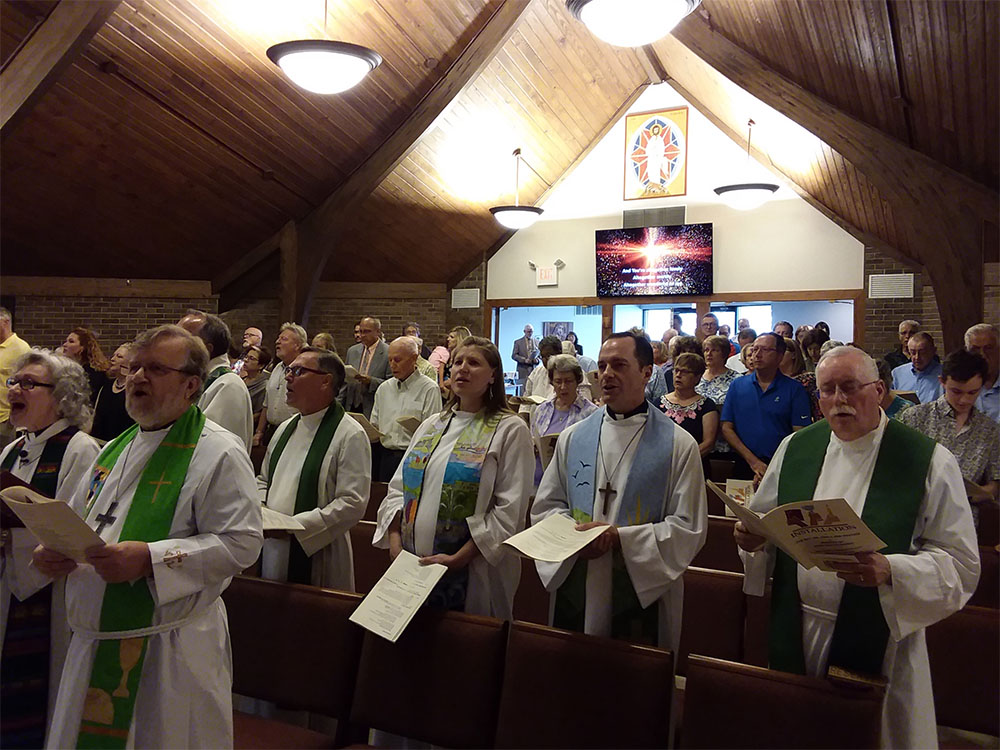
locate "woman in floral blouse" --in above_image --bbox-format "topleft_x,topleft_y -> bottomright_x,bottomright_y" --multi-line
780,337 -> 822,422
660,353 -> 718,460
697,335 -> 739,456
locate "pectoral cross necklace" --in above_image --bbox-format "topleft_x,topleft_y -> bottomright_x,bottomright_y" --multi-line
597,423 -> 645,516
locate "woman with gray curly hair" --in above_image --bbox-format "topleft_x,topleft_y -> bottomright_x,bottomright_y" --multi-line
1,349 -> 101,746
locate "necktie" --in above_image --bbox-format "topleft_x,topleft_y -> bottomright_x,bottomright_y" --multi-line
360,346 -> 372,376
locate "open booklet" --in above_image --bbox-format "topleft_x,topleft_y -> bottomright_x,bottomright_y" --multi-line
344,364 -> 361,381
533,433 -> 559,471
502,513 -> 610,563
716,478 -> 754,518
395,415 -> 423,434
349,412 -> 383,442
261,506 -> 304,532
706,480 -> 886,572
1,486 -> 104,562
509,394 -> 546,406
349,550 -> 448,642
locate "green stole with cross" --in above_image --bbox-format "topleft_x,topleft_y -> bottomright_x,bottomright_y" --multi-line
769,418 -> 934,677
76,405 -> 206,749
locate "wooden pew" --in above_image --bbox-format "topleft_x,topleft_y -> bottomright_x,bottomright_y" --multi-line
968,545 -> 998,609
691,515 -> 742,573
364,481 -> 388,522
349,521 -> 390,595
677,567 -> 746,676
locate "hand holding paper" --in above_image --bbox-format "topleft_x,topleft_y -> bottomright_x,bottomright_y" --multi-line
502,513 -> 612,563
349,550 -> 448,642
2,486 -> 104,563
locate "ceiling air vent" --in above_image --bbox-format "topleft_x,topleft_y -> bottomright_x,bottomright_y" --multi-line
451,288 -> 480,309
622,206 -> 686,228
868,273 -> 914,299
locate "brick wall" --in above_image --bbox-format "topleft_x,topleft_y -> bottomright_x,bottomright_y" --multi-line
862,247 -> 926,358
446,262 -> 486,337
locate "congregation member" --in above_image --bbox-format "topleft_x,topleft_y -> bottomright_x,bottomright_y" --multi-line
91,344 -> 135,443
651,339 -> 669,369
341,317 -> 391,420
179,310 -> 253,450
660,327 -> 678,354
311,332 -> 337,352
885,320 -> 919,370
371,337 -> 442,482
721,333 -> 811,481
697,312 -> 719,342
353,322 -> 362,344
232,326 -> 263,375
403,322 -> 432,359
876,360 -> 914,420
726,328 -> 756,374
0,307 -> 31,449
258,347 -> 370,589
737,317 -> 751,332
900,349 -> 999,524
673,313 -> 690,337
697,334 -> 740,456
520,335 -> 562,414
512,324 -> 540,384
780,337 -> 821,421
33,324 -> 262,749
664,335 -> 702,392
529,354 -> 598,486
240,345 -> 271,419
735,346 -> 979,749
965,323 -> 999,422
375,337 -> 533,618
566,330 -> 583,355
1,351 -> 100,748
801,327 -> 830,372
773,320 -> 794,340
532,332 -> 706,651
427,335 -> 451,378
438,325 -> 472,396
892,331 -> 943,403
814,320 -> 831,336
660,352 -> 718,461
559,341 -> 594,401
794,324 -> 812,349
254,322 -> 307,447
60,327 -> 109,405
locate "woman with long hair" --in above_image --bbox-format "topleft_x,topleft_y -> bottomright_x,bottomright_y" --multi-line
437,325 -> 472,397
60,327 -> 110,404
781,336 -> 821,421
90,343 -> 135,442
374,336 -> 533,619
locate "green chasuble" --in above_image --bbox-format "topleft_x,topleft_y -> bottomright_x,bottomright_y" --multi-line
770,418 -> 934,677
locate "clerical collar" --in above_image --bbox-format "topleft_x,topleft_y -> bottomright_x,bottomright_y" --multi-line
28,418 -> 70,442
606,401 -> 648,420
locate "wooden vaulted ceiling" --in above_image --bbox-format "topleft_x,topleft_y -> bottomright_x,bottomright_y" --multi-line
2,0 -> 997,337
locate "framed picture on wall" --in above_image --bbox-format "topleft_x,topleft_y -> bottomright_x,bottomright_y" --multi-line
542,322 -> 572,340
624,106 -> 688,200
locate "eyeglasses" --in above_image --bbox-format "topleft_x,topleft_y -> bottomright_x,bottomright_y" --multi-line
127,362 -> 190,378
673,369 -> 695,376
286,365 -> 327,378
6,377 -> 54,391
818,380 -> 879,398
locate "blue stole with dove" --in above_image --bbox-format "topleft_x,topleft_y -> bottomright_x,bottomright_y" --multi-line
554,405 -> 673,644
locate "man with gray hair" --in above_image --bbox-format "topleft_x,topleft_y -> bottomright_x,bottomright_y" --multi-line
254,322 -> 307,447
370,337 -> 442,482
892,331 -> 942,403
257,346 -> 371,590
0,307 -> 31,450
340,316 -> 391,420
965,322 -> 999,422
885,319 -> 920,370
33,324 -> 262,748
735,346 -> 979,748
178,310 -> 253,450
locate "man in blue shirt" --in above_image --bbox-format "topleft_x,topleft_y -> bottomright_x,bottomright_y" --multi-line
966,323 -> 999,423
721,333 -> 812,481
892,332 -> 943,403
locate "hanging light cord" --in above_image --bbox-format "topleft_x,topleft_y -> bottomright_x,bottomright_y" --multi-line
746,118 -> 754,159
511,148 -> 551,206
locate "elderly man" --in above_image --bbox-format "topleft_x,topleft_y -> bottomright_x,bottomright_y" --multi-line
532,332 -> 706,650
178,310 -> 253,450
773,321 -> 794,340
33,325 -> 262,749
965,323 -> 999,422
697,313 -> 719,343
735,346 -> 979,749
254,322 -> 307,447
340,317 -> 391,420
0,307 -> 31,450
892,331 -> 942,403
721,332 -> 812,480
885,320 -> 919,370
370,337 -> 442,482
232,326 -> 263,376
512,324 -> 540,385
258,346 -> 370,590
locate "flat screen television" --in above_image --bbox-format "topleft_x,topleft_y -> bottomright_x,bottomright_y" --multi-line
595,223 -> 713,297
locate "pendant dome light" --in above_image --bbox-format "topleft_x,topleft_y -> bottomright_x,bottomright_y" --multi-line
566,0 -> 701,47
267,1 -> 381,95
490,149 -> 548,230
713,119 -> 779,211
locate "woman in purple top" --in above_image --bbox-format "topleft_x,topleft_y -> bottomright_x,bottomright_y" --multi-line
529,354 -> 598,486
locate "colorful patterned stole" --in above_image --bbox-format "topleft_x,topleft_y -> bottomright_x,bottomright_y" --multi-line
0,424 -> 78,497
400,410 -> 503,611
770,419 -> 933,677
553,407 -> 673,645
76,406 -> 205,749
264,403 -> 346,584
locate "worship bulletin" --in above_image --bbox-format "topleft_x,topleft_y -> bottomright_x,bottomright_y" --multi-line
706,481 -> 886,572
1,486 -> 104,562
395,415 -> 423,434
502,512 -> 611,563
349,412 -> 382,442
349,550 -> 448,642
261,506 -> 305,532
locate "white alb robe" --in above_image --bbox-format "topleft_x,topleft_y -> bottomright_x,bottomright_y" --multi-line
257,406 -> 371,591
46,419 -> 262,750
374,411 -> 534,619
531,410 -> 707,652
742,413 -> 980,749
199,355 -> 254,451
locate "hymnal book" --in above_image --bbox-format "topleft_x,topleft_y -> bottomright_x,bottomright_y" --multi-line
261,506 -> 304,532
705,481 -> 886,572
349,550 -> 448,642
502,513 -> 611,563
721,478 -> 755,518
1,486 -> 104,562
894,390 -> 920,405
510,394 -> 546,406
395,415 -> 423,434
344,365 -> 361,381
349,413 -> 382,442
533,433 -> 559,470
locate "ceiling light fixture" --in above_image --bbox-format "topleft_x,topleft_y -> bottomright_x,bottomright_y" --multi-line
490,148 -> 548,230
713,119 -> 779,211
266,0 -> 381,95
566,0 -> 701,47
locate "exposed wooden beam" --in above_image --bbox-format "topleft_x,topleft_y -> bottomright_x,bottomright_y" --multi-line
1,0 -> 121,138
316,282 -> 447,299
277,221 -> 299,325
211,226 -> 284,294
2,276 -> 212,298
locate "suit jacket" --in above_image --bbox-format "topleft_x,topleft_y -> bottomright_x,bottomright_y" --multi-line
339,340 -> 391,418
512,336 -> 540,381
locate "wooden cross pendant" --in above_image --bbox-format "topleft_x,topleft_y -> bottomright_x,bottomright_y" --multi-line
598,481 -> 617,516
95,501 -> 118,534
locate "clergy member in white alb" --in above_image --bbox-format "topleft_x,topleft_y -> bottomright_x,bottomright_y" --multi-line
257,346 -> 371,590
178,310 -> 254,450
33,325 -> 262,749
531,332 -> 707,651
735,346 -> 980,749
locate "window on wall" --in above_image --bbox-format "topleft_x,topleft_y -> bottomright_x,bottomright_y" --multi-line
495,305 -> 602,376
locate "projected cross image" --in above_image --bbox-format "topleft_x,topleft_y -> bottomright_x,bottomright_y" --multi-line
596,224 -> 713,297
